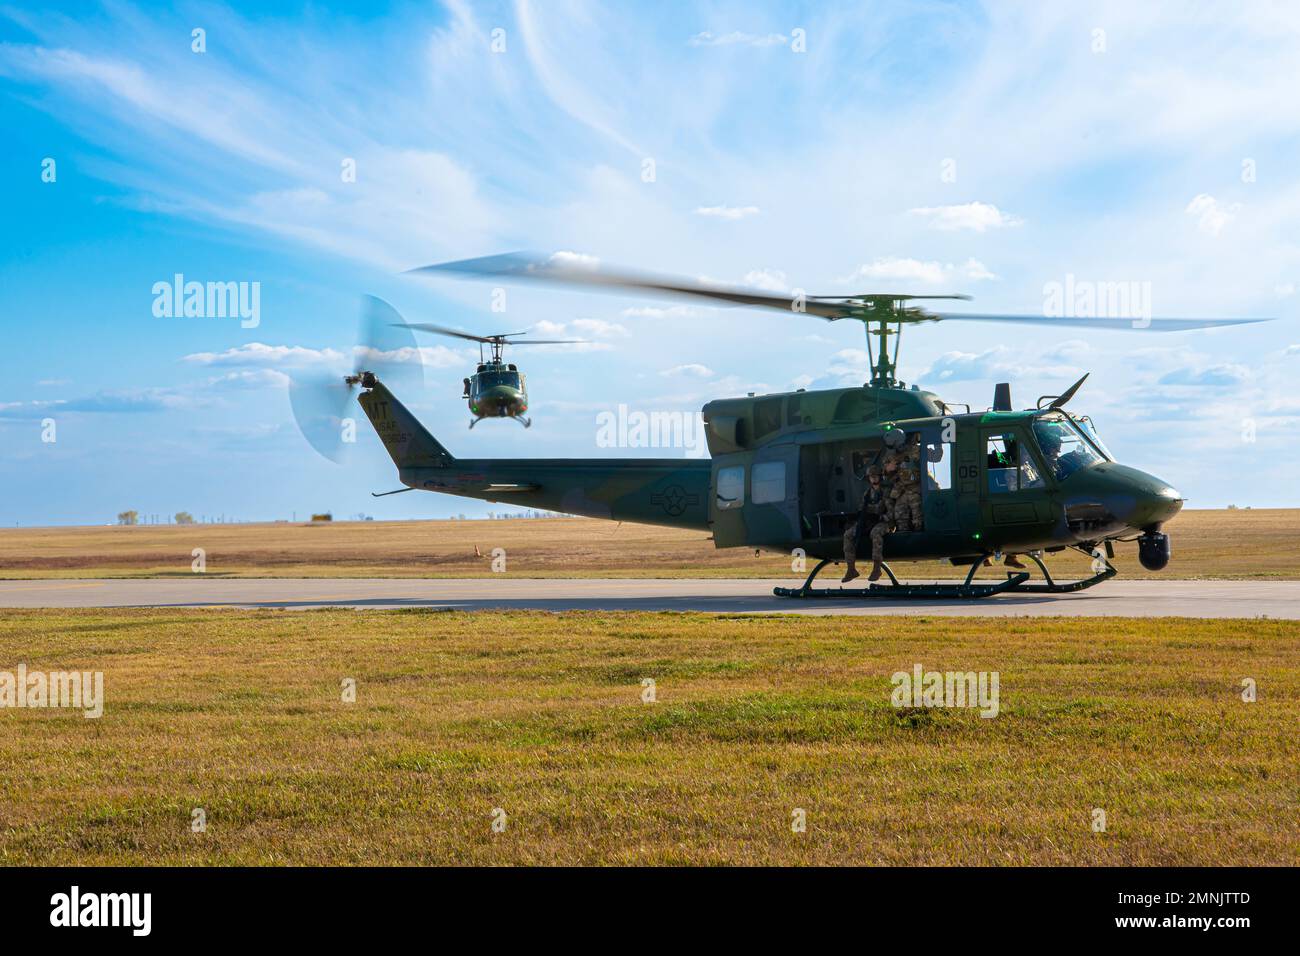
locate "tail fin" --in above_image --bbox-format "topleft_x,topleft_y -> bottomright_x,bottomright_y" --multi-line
357,381 -> 454,468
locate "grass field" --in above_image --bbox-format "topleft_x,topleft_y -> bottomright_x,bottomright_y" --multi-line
1,507 -> 1297,580
0,608 -> 1295,866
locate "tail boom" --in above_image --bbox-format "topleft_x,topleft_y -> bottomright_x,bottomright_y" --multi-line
358,381 -> 710,530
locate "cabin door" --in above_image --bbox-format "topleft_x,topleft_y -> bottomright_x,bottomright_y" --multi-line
743,443 -> 800,549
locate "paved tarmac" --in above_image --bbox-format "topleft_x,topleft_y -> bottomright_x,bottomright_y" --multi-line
0,577 -> 1295,617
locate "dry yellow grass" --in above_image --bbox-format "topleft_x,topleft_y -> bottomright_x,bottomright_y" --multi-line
0,609 -> 1295,865
0,508 -> 1296,580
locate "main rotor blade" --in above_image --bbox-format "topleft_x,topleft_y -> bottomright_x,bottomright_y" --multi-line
400,321 -> 495,344
932,312 -> 1272,331
406,251 -> 864,320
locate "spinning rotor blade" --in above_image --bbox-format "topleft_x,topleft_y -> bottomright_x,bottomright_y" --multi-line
355,295 -> 424,391
288,371 -> 354,464
408,252 -> 1273,333
399,322 -> 588,346
407,251 -> 879,320
288,296 -> 425,464
399,322 -> 496,344
931,311 -> 1270,331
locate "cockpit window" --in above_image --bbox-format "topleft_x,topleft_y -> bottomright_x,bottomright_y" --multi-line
1032,414 -> 1105,480
1070,415 -> 1113,460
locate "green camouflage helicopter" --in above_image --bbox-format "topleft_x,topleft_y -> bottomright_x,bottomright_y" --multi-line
398,323 -> 586,429
296,254 -> 1268,599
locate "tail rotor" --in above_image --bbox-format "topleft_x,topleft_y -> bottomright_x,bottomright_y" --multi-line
287,295 -> 425,463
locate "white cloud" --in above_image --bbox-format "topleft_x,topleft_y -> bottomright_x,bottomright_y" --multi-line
352,345 -> 467,369
842,257 -> 997,285
526,319 -> 617,352
921,347 -> 1016,382
660,363 -> 714,378
740,269 -> 788,291
687,31 -> 788,48
1185,193 -> 1241,236
182,343 -> 346,367
961,258 -> 998,281
909,201 -> 1023,232
694,204 -> 760,220
1158,363 -> 1252,386
206,369 -> 290,390
571,318 -> 631,338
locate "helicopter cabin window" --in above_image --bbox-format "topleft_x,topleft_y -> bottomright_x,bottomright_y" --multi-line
851,450 -> 870,479
753,398 -> 783,441
986,435 -> 1019,493
716,465 -> 744,510
986,433 -> 1044,492
832,391 -> 867,424
751,461 -> 786,504
786,394 -> 804,427
924,442 -> 952,491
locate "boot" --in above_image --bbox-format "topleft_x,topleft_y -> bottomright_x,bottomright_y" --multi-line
841,563 -> 859,583
867,561 -> 883,582
1004,554 -> 1026,569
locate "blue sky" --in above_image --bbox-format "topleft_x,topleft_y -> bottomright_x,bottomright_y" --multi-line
1,0 -> 1297,526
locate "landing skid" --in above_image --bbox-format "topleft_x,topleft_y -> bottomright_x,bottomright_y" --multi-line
773,549 -> 1116,600
469,416 -> 532,428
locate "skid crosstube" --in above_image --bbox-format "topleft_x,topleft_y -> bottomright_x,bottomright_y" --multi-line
772,553 -> 1117,600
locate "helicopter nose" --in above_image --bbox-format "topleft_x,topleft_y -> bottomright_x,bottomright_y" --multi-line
1130,476 -> 1184,529
1060,463 -> 1183,534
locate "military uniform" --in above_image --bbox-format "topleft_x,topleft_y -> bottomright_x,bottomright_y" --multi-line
891,460 -> 923,531
843,473 -> 888,566
881,439 -> 923,532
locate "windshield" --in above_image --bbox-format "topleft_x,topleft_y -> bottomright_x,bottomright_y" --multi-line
1070,414 -> 1114,460
1032,414 -> 1105,480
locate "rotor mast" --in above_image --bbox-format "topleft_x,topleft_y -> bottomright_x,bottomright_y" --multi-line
853,297 -> 918,389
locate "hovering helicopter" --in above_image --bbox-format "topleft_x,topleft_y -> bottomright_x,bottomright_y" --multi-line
397,323 -> 586,428
295,253 -> 1270,599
